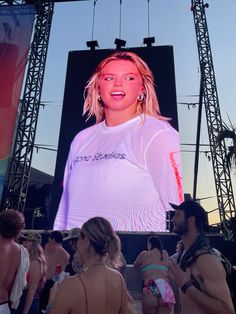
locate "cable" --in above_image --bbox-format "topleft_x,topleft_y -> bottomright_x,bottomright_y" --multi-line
119,0 -> 122,38
34,145 -> 57,152
181,150 -> 210,154
181,143 -> 210,147
91,0 -> 97,40
147,0 -> 150,37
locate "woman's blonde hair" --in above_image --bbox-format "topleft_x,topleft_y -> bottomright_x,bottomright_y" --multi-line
81,216 -> 121,267
28,241 -> 47,290
83,51 -> 166,123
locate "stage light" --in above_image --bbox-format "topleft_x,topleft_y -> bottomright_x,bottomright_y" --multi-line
143,37 -> 155,47
114,38 -> 126,49
86,40 -> 99,50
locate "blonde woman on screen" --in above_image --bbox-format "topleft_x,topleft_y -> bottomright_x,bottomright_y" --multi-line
54,51 -> 183,232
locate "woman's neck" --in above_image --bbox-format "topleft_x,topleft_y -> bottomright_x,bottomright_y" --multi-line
83,255 -> 106,268
104,109 -> 139,126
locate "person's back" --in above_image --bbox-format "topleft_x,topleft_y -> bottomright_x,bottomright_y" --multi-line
53,265 -> 127,314
45,243 -> 69,279
44,231 -> 69,279
134,236 -> 175,314
50,217 -> 130,314
0,237 -> 21,303
39,231 -> 69,313
0,209 -> 27,313
139,248 -> 170,283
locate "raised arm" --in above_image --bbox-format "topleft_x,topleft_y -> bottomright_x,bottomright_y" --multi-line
133,251 -> 146,267
192,254 -> 235,314
170,254 -> 235,314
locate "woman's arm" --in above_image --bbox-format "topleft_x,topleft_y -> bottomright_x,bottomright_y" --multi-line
53,138 -> 77,230
162,250 -> 171,266
22,260 -> 41,314
133,251 -> 146,267
119,273 -> 130,314
146,128 -> 184,207
50,277 -> 78,314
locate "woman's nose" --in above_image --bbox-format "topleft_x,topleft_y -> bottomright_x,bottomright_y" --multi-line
113,77 -> 122,86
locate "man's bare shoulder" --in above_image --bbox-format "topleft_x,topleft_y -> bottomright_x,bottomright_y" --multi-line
195,253 -> 226,277
61,246 -> 70,258
55,246 -> 70,263
45,243 -> 69,257
0,239 -> 20,260
0,238 -> 19,248
0,240 -> 21,299
191,251 -> 235,314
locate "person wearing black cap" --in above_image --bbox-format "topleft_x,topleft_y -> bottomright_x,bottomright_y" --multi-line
169,200 -> 234,314
62,228 -> 84,275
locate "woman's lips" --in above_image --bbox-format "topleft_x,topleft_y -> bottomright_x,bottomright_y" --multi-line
111,91 -> 125,99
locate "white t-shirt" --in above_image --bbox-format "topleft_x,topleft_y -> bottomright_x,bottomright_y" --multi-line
54,115 -> 183,231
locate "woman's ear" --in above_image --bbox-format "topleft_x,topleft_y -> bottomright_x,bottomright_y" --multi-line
140,84 -> 145,94
84,238 -> 90,248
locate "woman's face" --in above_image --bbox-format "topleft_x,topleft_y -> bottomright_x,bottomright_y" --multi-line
23,239 -> 32,251
98,59 -> 144,117
76,231 -> 88,263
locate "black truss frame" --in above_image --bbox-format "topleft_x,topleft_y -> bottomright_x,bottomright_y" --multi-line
1,0 -> 54,212
191,0 -> 235,238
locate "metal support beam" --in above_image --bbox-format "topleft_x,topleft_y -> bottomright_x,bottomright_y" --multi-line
2,0 -> 54,212
191,0 -> 235,238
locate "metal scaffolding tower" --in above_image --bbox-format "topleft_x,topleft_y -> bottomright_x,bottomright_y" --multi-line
191,0 -> 235,237
1,0 -> 54,212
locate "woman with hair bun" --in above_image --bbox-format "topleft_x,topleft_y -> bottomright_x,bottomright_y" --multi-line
50,217 -> 130,314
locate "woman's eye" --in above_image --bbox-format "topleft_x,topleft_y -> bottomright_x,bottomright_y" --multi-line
125,76 -> 135,81
104,76 -> 113,81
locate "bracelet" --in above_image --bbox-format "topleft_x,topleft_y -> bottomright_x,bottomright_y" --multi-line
181,280 -> 193,294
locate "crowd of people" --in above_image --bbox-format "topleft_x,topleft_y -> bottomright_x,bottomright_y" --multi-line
0,200 -> 235,314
